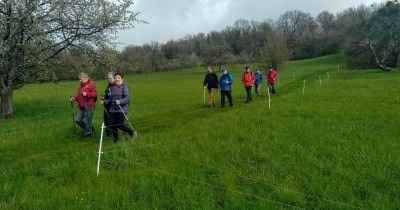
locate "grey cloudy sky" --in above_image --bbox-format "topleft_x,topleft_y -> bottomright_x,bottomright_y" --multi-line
115,0 -> 383,49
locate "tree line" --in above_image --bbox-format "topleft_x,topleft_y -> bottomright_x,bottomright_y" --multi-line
48,1 -> 400,83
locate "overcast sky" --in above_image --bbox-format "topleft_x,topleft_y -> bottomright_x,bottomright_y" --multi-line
115,0 -> 384,49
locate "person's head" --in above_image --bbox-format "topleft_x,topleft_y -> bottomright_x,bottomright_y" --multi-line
207,66 -> 213,73
269,66 -> 273,71
78,72 -> 89,84
256,69 -> 260,73
245,66 -> 251,72
114,72 -> 124,86
222,68 -> 228,75
106,71 -> 115,85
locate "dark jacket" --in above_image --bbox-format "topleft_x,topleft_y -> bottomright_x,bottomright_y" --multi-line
75,79 -> 97,108
203,72 -> 219,89
220,74 -> 233,91
104,84 -> 130,114
103,84 -> 114,110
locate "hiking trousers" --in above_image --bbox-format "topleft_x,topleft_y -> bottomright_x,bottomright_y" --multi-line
75,107 -> 94,135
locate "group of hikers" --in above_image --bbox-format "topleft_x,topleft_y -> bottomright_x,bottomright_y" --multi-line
203,65 -> 278,107
69,72 -> 137,143
69,66 -> 277,141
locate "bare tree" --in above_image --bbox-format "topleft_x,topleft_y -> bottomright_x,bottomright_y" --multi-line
0,0 -> 139,118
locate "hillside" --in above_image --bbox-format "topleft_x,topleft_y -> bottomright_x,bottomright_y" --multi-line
1,54 -> 399,209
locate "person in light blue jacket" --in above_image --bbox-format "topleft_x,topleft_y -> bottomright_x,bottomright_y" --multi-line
254,69 -> 263,96
219,68 -> 233,108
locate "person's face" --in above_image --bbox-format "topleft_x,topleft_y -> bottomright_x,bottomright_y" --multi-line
79,76 -> 88,84
246,68 -> 250,72
114,75 -> 123,86
107,75 -> 115,84
223,70 -> 228,75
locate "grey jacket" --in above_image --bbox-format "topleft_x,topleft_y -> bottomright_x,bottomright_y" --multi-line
104,84 -> 130,113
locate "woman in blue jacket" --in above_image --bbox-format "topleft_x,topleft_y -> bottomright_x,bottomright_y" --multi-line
219,68 -> 233,108
103,72 -> 137,143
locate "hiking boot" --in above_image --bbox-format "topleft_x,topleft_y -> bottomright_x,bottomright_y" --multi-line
129,131 -> 138,140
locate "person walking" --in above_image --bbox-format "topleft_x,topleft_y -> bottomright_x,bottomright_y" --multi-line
103,72 -> 136,143
241,66 -> 255,103
219,68 -> 233,108
254,69 -> 263,96
70,72 -> 98,137
103,71 -> 115,137
266,66 -> 278,95
203,66 -> 219,107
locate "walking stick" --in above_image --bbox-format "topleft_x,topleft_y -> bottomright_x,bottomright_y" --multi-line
70,100 -> 76,133
118,104 -> 135,132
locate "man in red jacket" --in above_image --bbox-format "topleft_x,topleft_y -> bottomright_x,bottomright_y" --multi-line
266,66 -> 278,95
70,72 -> 98,137
241,66 -> 255,103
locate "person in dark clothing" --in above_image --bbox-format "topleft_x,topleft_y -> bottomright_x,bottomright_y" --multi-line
203,66 -> 219,107
219,68 -> 233,108
103,71 -> 114,137
103,72 -> 137,143
70,72 -> 98,138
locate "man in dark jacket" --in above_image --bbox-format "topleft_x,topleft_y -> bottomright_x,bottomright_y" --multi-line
70,72 -> 98,137
203,66 -> 219,107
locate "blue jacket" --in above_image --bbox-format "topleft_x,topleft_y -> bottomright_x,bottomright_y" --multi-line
104,84 -> 130,114
220,74 -> 233,91
255,72 -> 263,85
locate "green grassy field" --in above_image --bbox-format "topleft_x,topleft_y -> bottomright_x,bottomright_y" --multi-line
1,54 -> 399,209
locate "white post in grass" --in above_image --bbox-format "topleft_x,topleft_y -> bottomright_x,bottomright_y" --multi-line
203,87 -> 206,104
319,76 -> 322,86
327,72 -> 330,80
97,123 -> 105,176
303,80 -> 306,95
268,86 -> 271,109
338,64 -> 340,72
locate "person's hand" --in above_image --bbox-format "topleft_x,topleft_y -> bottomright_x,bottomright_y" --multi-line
101,100 -> 104,105
81,91 -> 87,96
115,100 -> 120,105
70,96 -> 75,101
226,81 -> 229,84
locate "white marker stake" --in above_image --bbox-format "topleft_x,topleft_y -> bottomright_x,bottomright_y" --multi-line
203,87 -> 206,104
319,76 -> 322,86
268,87 -> 271,109
338,64 -> 340,72
303,80 -> 306,95
327,72 -> 330,80
97,123 -> 105,176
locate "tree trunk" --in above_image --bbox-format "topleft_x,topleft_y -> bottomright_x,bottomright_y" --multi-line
1,87 -> 13,118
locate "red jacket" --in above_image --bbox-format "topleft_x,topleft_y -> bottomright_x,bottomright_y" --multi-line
241,72 -> 255,87
75,79 -> 97,108
267,69 -> 278,84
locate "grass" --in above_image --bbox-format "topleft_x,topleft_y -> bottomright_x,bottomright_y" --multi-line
1,54 -> 399,209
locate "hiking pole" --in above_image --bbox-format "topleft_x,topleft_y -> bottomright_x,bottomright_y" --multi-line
70,100 -> 76,133
117,104 -> 135,131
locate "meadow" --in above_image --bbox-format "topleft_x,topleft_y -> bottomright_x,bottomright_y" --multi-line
1,54 -> 399,209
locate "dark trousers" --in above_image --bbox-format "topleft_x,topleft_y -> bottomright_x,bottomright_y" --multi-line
104,108 -> 112,136
110,112 -> 133,142
221,90 -> 233,107
268,83 -> 276,95
245,86 -> 252,102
